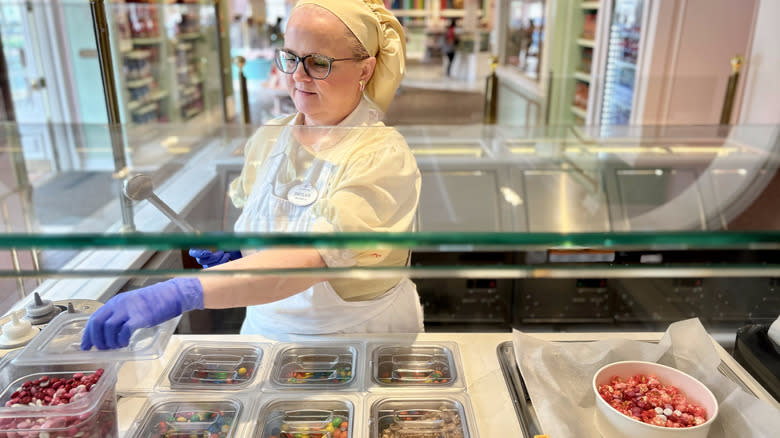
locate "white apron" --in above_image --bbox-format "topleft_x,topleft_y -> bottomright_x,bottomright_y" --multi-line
233,127 -> 424,340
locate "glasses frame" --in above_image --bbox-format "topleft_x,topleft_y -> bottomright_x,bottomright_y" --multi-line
274,48 -> 367,80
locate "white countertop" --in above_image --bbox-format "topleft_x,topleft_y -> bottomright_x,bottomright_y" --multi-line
113,331 -> 778,438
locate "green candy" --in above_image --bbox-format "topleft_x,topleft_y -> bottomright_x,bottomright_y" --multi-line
332,416 -> 343,428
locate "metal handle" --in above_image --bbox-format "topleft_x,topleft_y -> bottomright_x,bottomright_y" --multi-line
123,174 -> 199,233
719,55 -> 744,125
233,56 -> 250,124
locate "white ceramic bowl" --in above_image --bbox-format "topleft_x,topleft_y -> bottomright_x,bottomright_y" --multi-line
592,361 -> 719,438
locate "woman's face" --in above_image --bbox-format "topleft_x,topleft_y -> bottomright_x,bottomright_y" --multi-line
283,7 -> 375,126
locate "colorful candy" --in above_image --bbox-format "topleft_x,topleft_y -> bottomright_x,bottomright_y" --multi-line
282,366 -> 352,384
170,346 -> 260,388
150,408 -> 236,437
597,374 -> 708,427
271,415 -> 348,438
190,366 -> 254,384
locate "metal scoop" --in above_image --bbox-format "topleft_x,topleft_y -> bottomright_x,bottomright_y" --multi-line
123,174 -> 198,233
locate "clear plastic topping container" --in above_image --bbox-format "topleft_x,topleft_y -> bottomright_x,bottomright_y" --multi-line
371,345 -> 457,387
0,351 -> 119,437
255,399 -> 353,438
371,397 -> 470,438
13,311 -> 179,366
166,343 -> 263,390
131,399 -> 242,438
270,345 -> 357,389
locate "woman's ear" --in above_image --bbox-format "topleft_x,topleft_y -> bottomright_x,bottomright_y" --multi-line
361,56 -> 377,83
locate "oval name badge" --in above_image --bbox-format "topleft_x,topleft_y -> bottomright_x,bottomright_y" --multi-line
287,183 -> 319,206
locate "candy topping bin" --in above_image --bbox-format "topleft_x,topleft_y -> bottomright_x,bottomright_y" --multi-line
254,399 -> 354,438
0,350 -> 119,437
163,342 -> 264,390
370,396 -> 475,438
370,344 -> 460,388
270,344 -> 359,390
130,398 -> 243,438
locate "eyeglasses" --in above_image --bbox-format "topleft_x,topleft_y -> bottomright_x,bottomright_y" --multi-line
274,48 -> 367,80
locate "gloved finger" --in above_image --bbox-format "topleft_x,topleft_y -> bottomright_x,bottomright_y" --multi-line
85,307 -> 115,350
103,312 -> 130,350
117,318 -> 142,349
188,248 -> 210,259
205,252 -> 232,268
202,251 -> 225,262
80,329 -> 94,351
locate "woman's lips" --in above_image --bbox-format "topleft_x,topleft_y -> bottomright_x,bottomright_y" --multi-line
296,89 -> 316,96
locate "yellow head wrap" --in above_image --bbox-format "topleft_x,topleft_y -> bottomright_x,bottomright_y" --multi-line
293,0 -> 406,113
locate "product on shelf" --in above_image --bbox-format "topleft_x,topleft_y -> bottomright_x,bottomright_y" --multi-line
132,103 -> 160,124
579,47 -> 593,73
174,2 -> 202,36
582,11 -> 597,40
574,81 -> 589,109
123,50 -> 151,80
127,1 -> 160,39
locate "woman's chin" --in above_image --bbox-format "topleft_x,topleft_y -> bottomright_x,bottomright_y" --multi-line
293,96 -> 319,114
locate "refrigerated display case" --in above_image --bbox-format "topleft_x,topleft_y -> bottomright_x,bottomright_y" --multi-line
105,0 -> 224,125
588,0 -> 760,126
598,0 -> 644,126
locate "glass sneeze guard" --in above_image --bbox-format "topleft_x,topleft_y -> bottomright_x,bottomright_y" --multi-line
0,122 -> 779,280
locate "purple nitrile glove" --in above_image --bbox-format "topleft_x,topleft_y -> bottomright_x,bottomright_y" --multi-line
188,249 -> 242,268
80,278 -> 204,351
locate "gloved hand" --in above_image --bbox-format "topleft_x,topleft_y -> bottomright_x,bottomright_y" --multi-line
80,278 -> 204,350
188,249 -> 242,268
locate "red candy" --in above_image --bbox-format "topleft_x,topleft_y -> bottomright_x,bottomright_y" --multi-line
1,369 -> 117,437
598,374 -> 708,428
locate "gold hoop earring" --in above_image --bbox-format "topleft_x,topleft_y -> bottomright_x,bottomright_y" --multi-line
359,80 -> 365,92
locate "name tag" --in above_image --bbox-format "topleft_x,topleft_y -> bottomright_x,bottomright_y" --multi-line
287,183 -> 319,206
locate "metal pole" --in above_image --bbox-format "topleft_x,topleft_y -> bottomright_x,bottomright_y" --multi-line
544,71 -> 553,126
214,0 -> 229,123
483,56 -> 498,124
89,0 -> 135,232
234,56 -> 250,124
719,55 -> 743,125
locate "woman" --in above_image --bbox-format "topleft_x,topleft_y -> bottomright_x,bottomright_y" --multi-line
81,0 -> 423,349
443,19 -> 458,77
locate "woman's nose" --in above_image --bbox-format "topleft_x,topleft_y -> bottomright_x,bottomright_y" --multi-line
292,61 -> 311,81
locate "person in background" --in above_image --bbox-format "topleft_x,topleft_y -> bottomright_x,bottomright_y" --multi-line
81,0 -> 423,349
269,16 -> 284,46
443,19 -> 458,77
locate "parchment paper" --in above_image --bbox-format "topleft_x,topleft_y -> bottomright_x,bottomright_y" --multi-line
512,318 -> 779,437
